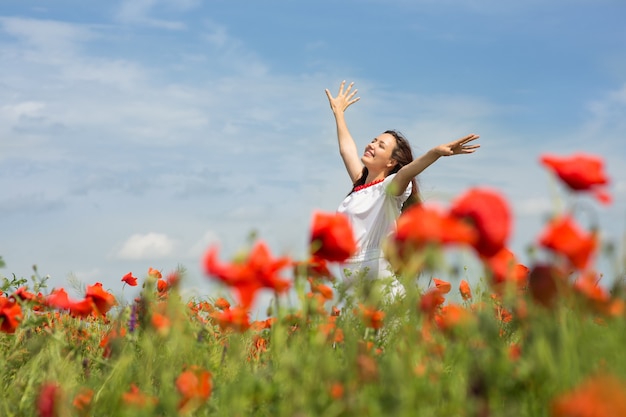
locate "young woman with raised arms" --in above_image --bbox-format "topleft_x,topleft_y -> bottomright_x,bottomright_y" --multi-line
325,81 -> 480,285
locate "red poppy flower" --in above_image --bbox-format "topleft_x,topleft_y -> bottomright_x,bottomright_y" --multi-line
357,304 -> 385,329
482,247 -> 529,288
121,272 -> 138,287
147,267 -> 162,279
157,279 -> 169,294
85,283 -> 117,316
69,299 -> 97,318
294,256 -> 336,281
46,288 -> 73,310
309,211 -> 357,262
459,280 -> 472,301
151,312 -> 171,336
176,366 -> 213,413
122,384 -> 157,408
214,297 -> 231,310
419,287 -> 446,318
37,382 -> 62,417
551,373 -> 626,417
538,215 -> 598,271
203,241 -> 292,309
433,278 -> 451,294
541,153 -> 611,204
449,187 -> 511,257
435,304 -> 474,332
308,278 -> 333,300
210,305 -> 251,332
12,287 -> 43,303
72,387 -> 93,413
166,271 -> 181,287
573,271 -> 612,314
394,204 -> 477,249
528,264 -> 570,308
100,327 -> 127,358
0,295 -> 22,333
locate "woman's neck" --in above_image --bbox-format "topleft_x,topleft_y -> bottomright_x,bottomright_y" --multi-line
364,170 -> 387,184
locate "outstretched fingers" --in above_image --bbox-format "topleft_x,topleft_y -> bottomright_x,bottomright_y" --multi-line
447,134 -> 480,155
458,133 -> 480,144
326,81 -> 361,111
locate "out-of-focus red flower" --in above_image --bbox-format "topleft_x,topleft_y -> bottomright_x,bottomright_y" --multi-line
308,278 -> 334,301
0,295 -> 22,333
72,387 -> 93,414
541,153 -> 611,204
121,272 -> 138,287
573,271 -> 613,314
550,373 -> 626,417
248,334 -> 268,361
166,271 -> 181,287
157,279 -> 169,294
329,382 -> 345,399
394,204 -> 477,249
122,384 -> 157,408
509,343 -> 522,361
214,297 -> 231,310
12,287 -> 44,305
46,288 -> 73,310
176,366 -> 213,414
37,382 -> 62,417
203,241 -> 292,309
357,353 -> 379,382
482,247 -> 529,289
450,187 -> 511,257
419,288 -> 446,319
151,312 -> 171,336
433,278 -> 451,294
45,288 -> 99,318
528,264 -> 570,308
357,304 -> 385,330
435,304 -> 473,332
310,211 -> 357,262
250,317 -> 276,332
539,215 -> 598,271
294,256 -> 336,281
494,303 -> 513,324
210,306 -> 251,332
100,327 -> 127,358
85,283 -> 117,316
459,280 -> 472,301
147,267 -> 162,279
69,299 -> 97,318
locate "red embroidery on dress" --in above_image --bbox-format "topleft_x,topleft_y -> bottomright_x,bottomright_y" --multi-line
353,178 -> 385,192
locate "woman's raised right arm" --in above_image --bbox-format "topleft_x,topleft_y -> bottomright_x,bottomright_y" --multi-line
325,81 -> 363,183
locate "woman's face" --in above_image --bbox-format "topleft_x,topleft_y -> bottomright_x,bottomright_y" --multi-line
361,132 -> 397,173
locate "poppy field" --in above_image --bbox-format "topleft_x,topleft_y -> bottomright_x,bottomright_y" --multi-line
1,153 -> 625,417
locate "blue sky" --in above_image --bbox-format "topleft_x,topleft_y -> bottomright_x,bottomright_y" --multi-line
1,0 -> 625,311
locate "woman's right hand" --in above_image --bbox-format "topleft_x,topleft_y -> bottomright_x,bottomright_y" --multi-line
325,80 -> 360,115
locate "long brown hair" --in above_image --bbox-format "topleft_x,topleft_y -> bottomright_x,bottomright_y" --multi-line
350,130 -> 421,211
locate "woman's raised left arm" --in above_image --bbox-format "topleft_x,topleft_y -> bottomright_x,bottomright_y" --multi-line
390,134 -> 480,196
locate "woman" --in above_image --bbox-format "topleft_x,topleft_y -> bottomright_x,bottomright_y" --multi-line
325,81 -> 480,284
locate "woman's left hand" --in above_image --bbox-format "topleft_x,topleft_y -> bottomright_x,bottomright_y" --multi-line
434,134 -> 480,156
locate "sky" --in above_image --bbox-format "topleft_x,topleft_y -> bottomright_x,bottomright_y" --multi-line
1,0 -> 625,313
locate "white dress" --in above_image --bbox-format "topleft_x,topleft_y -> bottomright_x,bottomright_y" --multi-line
337,173 -> 412,282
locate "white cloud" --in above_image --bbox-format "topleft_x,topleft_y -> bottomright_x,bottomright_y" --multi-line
1,101 -> 46,121
115,0 -> 199,29
0,17 -> 91,54
115,232 -> 177,260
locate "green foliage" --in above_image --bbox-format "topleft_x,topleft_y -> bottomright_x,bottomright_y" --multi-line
2,267 -> 626,417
